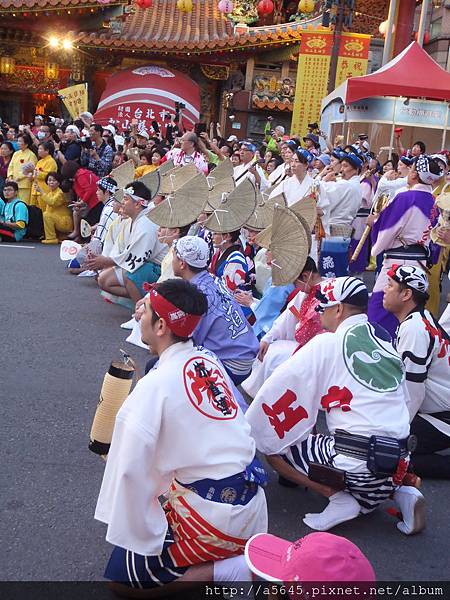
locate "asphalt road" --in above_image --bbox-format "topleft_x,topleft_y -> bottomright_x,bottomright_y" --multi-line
1,243 -> 449,587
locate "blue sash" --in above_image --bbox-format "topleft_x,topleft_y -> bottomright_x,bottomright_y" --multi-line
178,456 -> 267,506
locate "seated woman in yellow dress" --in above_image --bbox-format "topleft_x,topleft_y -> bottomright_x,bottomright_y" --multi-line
30,141 -> 57,210
134,149 -> 156,179
133,148 -> 165,179
6,133 -> 37,204
34,172 -> 73,244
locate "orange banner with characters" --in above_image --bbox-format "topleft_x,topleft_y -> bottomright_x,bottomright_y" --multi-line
335,33 -> 371,88
291,29 -> 334,138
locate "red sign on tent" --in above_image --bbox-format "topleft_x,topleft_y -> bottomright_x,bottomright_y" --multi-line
94,65 -> 201,134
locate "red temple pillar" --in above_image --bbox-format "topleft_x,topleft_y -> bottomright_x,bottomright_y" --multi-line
392,0 -> 416,57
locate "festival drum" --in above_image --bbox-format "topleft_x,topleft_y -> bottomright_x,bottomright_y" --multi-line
89,361 -> 135,456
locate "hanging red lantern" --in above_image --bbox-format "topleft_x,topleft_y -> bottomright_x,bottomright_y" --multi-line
136,0 -> 152,7
257,0 -> 274,16
218,0 -> 233,14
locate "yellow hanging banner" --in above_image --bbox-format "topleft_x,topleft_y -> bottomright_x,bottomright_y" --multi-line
58,83 -> 88,120
335,32 -> 371,88
290,29 -> 334,137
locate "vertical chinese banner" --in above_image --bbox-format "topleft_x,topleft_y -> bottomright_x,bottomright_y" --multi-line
58,83 -> 88,120
334,33 -> 371,88
290,29 -> 334,137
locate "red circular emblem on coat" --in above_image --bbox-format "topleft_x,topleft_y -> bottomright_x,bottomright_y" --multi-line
183,356 -> 238,420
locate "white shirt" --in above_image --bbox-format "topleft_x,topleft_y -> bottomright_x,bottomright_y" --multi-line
319,175 -> 362,228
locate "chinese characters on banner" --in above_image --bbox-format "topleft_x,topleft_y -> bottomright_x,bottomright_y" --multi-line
290,29 -> 334,137
335,32 -> 371,88
58,83 -> 88,120
113,103 -> 170,133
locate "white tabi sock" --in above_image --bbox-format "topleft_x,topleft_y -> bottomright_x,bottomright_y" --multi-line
213,555 -> 253,582
393,486 -> 426,535
302,491 -> 361,531
120,317 -> 136,330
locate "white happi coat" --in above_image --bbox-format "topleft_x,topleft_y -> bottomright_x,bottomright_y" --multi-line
242,291 -> 307,398
233,162 -> 269,190
246,314 -> 410,474
318,175 -> 362,233
372,175 -> 408,206
268,173 -> 315,206
268,162 -> 289,186
395,309 -> 450,437
109,209 -> 167,273
95,341 -> 267,557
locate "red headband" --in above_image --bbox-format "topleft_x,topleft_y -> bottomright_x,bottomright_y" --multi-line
387,263 -> 400,281
149,289 -> 202,337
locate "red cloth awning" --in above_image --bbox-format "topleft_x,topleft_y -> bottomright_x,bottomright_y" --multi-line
342,42 -> 450,104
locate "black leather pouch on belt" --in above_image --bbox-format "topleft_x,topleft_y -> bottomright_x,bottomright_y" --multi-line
367,435 -> 401,476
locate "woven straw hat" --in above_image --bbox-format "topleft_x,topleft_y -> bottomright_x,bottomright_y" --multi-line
246,192 -> 286,231
207,176 -> 236,212
110,160 -> 135,189
137,169 -> 161,198
270,205 -> 310,286
203,178 -> 257,233
158,159 -> 174,176
255,224 -> 272,250
289,192 -> 317,230
159,163 -> 198,195
147,172 -> 209,228
206,158 -> 233,187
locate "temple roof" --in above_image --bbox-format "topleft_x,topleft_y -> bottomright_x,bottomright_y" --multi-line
0,0 -> 125,10
76,0 -> 313,54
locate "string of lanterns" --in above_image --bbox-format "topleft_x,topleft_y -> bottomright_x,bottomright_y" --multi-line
124,0 -> 316,18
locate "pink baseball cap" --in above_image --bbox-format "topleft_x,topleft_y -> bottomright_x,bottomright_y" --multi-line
245,532 -> 375,583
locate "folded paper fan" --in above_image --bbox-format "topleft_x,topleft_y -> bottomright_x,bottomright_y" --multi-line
270,205 -> 310,286
148,173 -> 209,228
159,163 -> 198,195
203,178 -> 257,233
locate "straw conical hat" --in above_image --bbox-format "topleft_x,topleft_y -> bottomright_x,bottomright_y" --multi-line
147,173 -> 209,228
270,206 -> 310,286
289,192 -> 317,230
159,163 -> 198,195
137,169 -> 161,199
254,225 -> 272,250
246,192 -> 286,231
203,178 -> 257,233
110,160 -> 135,189
206,158 -> 233,186
158,159 -> 174,176
207,177 -> 236,211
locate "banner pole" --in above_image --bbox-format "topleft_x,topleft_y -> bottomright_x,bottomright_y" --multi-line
388,97 -> 397,160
